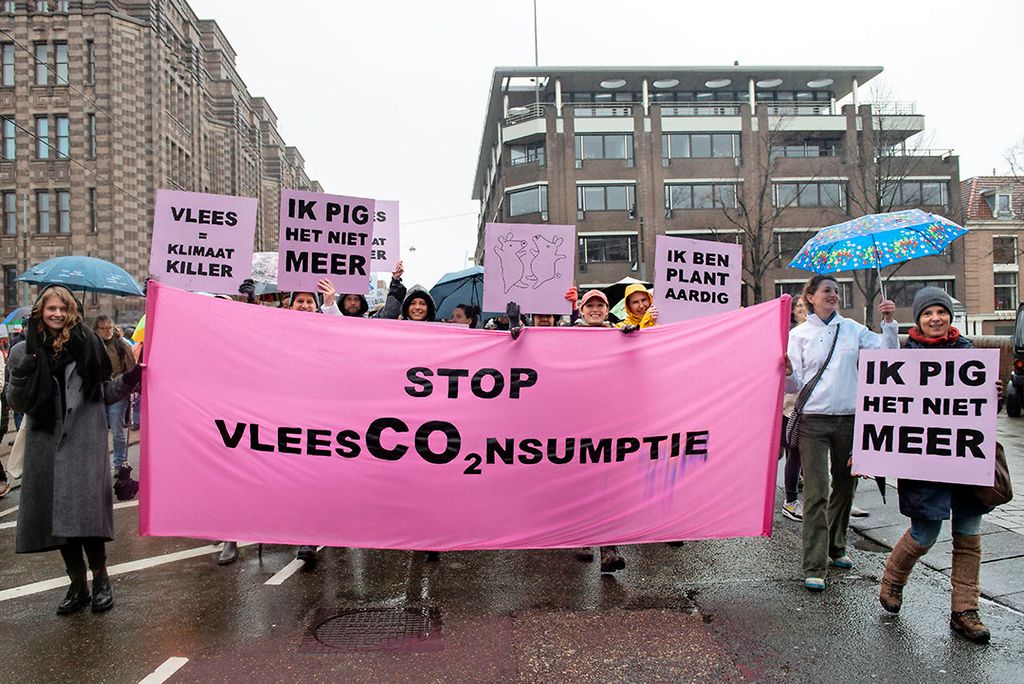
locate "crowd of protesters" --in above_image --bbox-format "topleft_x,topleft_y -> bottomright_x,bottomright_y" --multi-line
0,267 -> 1003,644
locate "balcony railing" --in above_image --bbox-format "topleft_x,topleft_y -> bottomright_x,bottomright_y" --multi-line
503,102 -> 547,126
764,103 -> 835,116
870,101 -> 918,115
573,104 -> 633,118
878,147 -> 954,158
660,102 -> 741,117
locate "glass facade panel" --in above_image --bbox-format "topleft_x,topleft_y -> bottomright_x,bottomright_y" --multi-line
54,43 -> 68,85
993,237 -> 1017,265
582,186 -> 605,211
508,186 -> 547,217
711,134 -> 734,158
691,134 -> 711,158
3,191 -> 15,235
994,272 -> 1018,311
56,115 -> 68,158
1,44 -> 13,86
36,191 -> 49,233
35,116 -> 48,158
580,235 -> 637,263
34,43 -> 48,85
2,117 -> 14,160
57,190 -> 70,233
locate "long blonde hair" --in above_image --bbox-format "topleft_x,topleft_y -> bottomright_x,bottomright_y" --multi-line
32,285 -> 82,352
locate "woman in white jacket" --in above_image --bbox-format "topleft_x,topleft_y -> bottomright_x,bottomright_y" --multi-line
785,275 -> 898,591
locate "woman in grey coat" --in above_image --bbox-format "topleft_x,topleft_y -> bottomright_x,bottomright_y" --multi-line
6,285 -> 140,615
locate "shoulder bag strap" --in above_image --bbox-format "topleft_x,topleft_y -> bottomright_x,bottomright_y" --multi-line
792,323 -> 840,415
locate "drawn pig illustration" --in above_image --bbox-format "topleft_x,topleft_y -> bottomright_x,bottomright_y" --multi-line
493,232 -> 529,291
526,234 -> 567,289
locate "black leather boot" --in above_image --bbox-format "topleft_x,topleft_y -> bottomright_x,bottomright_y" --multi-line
90,568 -> 113,613
57,574 -> 91,615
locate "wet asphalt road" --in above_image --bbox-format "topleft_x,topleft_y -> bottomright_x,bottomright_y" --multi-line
2,443 -> 1023,684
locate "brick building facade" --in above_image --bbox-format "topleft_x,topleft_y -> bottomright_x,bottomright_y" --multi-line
0,0 -> 319,322
472,67 -> 963,326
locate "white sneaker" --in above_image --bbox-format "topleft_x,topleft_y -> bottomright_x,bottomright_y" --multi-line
782,499 -> 803,521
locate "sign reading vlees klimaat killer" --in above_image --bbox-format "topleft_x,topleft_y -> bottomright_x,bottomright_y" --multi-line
148,189 -> 257,295
277,189 -> 375,293
653,235 -> 742,322
853,349 -> 999,487
370,200 -> 400,274
482,222 -> 575,315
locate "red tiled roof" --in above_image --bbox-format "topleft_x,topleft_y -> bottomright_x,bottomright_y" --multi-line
960,176 -> 1024,221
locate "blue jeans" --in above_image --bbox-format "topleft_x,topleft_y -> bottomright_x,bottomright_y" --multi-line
13,412 -> 22,431
131,393 -> 141,427
105,398 -> 129,470
910,513 -> 984,548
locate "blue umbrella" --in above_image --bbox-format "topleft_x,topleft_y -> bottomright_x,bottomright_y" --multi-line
430,266 -> 483,322
1,306 -> 29,325
788,209 -> 967,298
17,255 -> 145,297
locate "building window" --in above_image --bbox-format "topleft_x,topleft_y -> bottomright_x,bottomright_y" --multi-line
995,272 -> 1018,311
776,280 -> 853,308
2,2 -> 16,15
34,43 -> 48,85
2,116 -> 14,160
3,191 -> 15,235
507,185 -> 547,217
509,140 -> 544,167
54,42 -> 68,85
86,113 -> 96,158
578,234 -> 638,265
774,231 -> 815,260
55,115 -> 68,158
34,116 -> 48,158
665,183 -> 738,210
3,264 -> 16,309
577,184 -> 635,213
85,39 -> 95,84
88,187 -> 97,232
56,189 -> 69,233
770,138 -> 840,159
1,44 -> 13,86
35,1 -> 52,12
890,279 -> 954,309
35,191 -> 49,233
993,237 -> 1017,265
55,0 -> 69,12
772,181 -> 846,209
662,133 -> 740,159
995,193 -> 1012,218
575,134 -> 633,161
883,181 -> 949,208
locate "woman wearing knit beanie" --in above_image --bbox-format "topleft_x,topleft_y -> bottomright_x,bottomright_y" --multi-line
878,286 -> 1003,644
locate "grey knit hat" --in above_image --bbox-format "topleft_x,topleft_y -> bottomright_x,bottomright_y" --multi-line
912,286 -> 953,324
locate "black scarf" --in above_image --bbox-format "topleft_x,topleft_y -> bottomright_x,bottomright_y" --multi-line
22,296 -> 111,432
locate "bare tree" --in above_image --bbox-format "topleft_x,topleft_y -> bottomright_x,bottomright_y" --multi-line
1006,137 -> 1024,180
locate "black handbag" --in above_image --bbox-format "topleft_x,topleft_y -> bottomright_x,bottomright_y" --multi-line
786,324 -> 840,450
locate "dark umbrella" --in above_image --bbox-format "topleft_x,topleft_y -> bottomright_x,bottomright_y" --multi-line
430,266 -> 483,322
17,256 -> 144,296
600,276 -> 653,311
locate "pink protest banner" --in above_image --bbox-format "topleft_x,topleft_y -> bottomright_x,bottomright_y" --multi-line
483,222 -> 574,315
653,235 -> 742,323
277,188 -> 375,293
370,199 -> 400,274
853,349 -> 999,486
140,283 -> 788,549
148,189 -> 257,295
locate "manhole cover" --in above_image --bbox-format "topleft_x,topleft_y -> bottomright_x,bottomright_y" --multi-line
301,607 -> 443,654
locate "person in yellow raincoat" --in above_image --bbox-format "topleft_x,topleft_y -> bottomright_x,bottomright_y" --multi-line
616,283 -> 659,330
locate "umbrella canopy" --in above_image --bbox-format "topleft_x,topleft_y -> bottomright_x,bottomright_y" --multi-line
1,306 -> 29,326
430,266 -> 483,322
250,252 -> 278,294
17,256 -> 144,296
600,276 -> 653,311
788,209 -> 967,275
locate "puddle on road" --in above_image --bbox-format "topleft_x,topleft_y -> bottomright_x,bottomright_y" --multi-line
853,538 -> 889,553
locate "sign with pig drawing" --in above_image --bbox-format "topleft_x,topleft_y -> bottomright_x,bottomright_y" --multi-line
483,222 -> 575,315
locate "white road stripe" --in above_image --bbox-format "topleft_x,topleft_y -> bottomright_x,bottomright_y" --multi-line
0,542 -> 254,602
0,504 -> 18,518
264,546 -> 324,585
138,656 -> 189,684
0,499 -> 138,530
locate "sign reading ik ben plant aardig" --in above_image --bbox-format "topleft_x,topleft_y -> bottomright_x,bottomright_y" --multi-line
277,188 -> 375,293
652,235 -> 742,323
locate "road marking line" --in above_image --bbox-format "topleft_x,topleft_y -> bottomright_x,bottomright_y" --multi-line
265,545 -> 324,585
139,656 -> 189,684
0,499 -> 138,530
1,505 -> 18,518
0,542 -> 254,602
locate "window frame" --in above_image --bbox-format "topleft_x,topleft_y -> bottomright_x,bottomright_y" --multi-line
33,42 -> 48,85
1,116 -> 14,160
34,115 -> 48,158
994,272 -> 1018,311
664,182 -> 739,210
1,43 -> 13,86
576,184 -> 636,213
54,42 -> 68,85
3,191 -> 16,236
577,233 -> 639,265
772,181 -> 846,209
35,190 -> 50,234
506,185 -> 548,218
662,132 -> 740,160
55,114 -> 69,158
575,133 -> 634,161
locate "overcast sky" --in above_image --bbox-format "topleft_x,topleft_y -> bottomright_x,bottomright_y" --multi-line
190,0 -> 1024,288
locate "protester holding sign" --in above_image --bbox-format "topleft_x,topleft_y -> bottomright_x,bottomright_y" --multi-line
6,286 -> 141,615
785,275 -> 898,592
781,296 -> 808,522
878,287 -> 1002,643
399,289 -> 437,322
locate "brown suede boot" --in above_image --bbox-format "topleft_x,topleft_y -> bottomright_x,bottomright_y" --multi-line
950,534 -> 989,643
879,530 -> 929,613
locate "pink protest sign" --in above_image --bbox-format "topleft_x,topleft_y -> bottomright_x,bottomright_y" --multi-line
370,199 -> 400,273
140,283 -> 790,549
853,349 -> 999,486
653,235 -> 742,322
482,222 -> 574,315
148,189 -> 257,295
277,188 -> 375,293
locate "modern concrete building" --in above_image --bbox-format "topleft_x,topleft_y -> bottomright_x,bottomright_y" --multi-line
0,0 -> 320,321
472,66 -> 963,325
961,176 -> 1024,335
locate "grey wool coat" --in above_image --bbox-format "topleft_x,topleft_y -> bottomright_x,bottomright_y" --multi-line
6,341 -> 134,553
